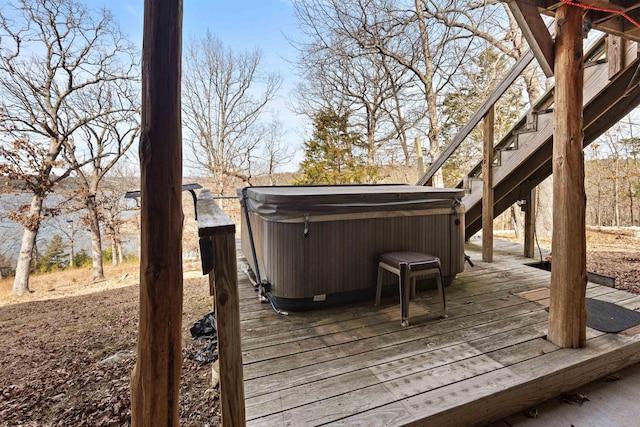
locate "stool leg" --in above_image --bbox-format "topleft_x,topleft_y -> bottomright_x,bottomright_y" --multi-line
375,263 -> 383,306
436,268 -> 447,318
400,263 -> 410,326
410,276 -> 416,300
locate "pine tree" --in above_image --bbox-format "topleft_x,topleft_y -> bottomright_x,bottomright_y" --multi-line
39,234 -> 68,271
296,108 -> 378,185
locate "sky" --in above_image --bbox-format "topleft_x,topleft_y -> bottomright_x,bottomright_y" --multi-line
89,0 -> 306,171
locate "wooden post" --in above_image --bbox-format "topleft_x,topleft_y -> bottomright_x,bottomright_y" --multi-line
131,0 -> 184,425
608,35 -> 624,79
548,4 -> 587,348
482,105 -> 495,262
524,187 -> 537,258
198,190 -> 246,426
415,137 -> 424,180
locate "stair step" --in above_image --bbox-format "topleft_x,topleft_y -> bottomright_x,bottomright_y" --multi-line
513,112 -> 538,134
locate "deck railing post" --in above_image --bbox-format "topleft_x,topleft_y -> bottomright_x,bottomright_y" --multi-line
482,105 -> 495,262
524,187 -> 537,258
197,190 -> 246,426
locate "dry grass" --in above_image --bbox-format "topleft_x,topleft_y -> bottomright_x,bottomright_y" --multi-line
0,258 -> 204,308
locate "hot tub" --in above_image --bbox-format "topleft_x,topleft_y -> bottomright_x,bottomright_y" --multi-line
239,185 -> 465,311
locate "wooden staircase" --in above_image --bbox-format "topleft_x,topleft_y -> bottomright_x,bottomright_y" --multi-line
418,36 -> 640,241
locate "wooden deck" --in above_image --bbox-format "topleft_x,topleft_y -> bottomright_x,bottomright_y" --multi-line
236,241 -> 640,426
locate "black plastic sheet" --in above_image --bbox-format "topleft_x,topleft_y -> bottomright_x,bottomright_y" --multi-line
189,312 -> 218,364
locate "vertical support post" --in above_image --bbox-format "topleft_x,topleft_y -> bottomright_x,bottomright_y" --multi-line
548,4 -> 587,348
415,137 -> 424,180
524,187 -> 537,258
608,35 -> 625,79
210,232 -> 246,425
131,0 -> 184,425
482,105 -> 495,262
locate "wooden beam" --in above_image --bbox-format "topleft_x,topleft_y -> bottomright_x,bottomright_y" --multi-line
482,106 -> 495,263
131,0 -> 184,425
548,4 -> 587,349
507,0 -> 555,77
524,187 -> 537,258
197,190 -> 246,426
607,35 -> 625,79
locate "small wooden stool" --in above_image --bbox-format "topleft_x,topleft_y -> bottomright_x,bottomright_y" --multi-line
375,251 -> 446,326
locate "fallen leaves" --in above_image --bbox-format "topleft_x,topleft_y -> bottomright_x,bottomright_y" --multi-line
0,278 -> 220,426
560,392 -> 590,406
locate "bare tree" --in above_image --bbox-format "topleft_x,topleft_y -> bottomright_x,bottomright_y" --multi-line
183,31 -> 282,195
0,0 -> 138,293
292,0 -> 544,185
63,79 -> 139,281
292,0 -> 428,167
257,116 -> 294,185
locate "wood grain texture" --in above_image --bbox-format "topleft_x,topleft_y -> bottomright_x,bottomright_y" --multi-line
523,187 -> 537,258
548,4 -> 588,348
212,233 -> 247,426
482,105 -> 495,262
507,0 -> 554,77
130,0 -> 183,425
239,239 -> 640,426
608,35 -> 625,79
462,39 -> 640,240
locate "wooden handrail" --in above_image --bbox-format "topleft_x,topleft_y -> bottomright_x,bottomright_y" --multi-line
416,49 -> 535,186
197,189 -> 246,427
419,33 -> 609,188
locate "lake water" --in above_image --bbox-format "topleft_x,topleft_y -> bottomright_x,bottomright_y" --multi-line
0,193 -> 140,267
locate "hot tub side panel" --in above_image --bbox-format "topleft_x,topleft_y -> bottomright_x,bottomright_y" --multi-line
243,206 -> 465,307
243,211 -> 308,298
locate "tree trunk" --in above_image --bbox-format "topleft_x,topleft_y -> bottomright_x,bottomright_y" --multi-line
12,194 -> 44,294
87,195 -> 105,281
69,237 -> 74,268
111,239 -> 118,266
117,237 -> 124,264
414,0 -> 442,187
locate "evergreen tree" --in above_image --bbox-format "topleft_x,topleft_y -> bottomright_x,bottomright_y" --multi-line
296,109 -> 378,185
39,234 -> 68,271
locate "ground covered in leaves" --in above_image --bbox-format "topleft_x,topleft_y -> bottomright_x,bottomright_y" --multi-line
584,228 -> 640,294
521,227 -> 640,294
0,229 -> 639,426
0,262 -> 219,426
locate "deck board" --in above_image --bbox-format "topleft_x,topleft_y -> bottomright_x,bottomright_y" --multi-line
236,240 -> 640,426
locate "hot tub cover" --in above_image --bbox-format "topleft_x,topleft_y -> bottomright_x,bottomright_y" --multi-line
239,184 -> 465,221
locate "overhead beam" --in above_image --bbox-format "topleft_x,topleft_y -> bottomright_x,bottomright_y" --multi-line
548,3 -> 587,349
507,0 -> 555,77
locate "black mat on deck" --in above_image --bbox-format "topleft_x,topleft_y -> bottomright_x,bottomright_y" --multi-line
586,298 -> 640,333
544,298 -> 640,333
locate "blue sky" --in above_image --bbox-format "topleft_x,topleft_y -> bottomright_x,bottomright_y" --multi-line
107,0 -> 301,75
90,0 -> 305,171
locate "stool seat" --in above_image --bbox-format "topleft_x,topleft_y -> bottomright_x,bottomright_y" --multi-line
379,252 -> 441,271
375,251 -> 446,326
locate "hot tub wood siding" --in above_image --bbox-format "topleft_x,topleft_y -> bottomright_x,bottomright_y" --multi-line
243,206 -> 464,302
